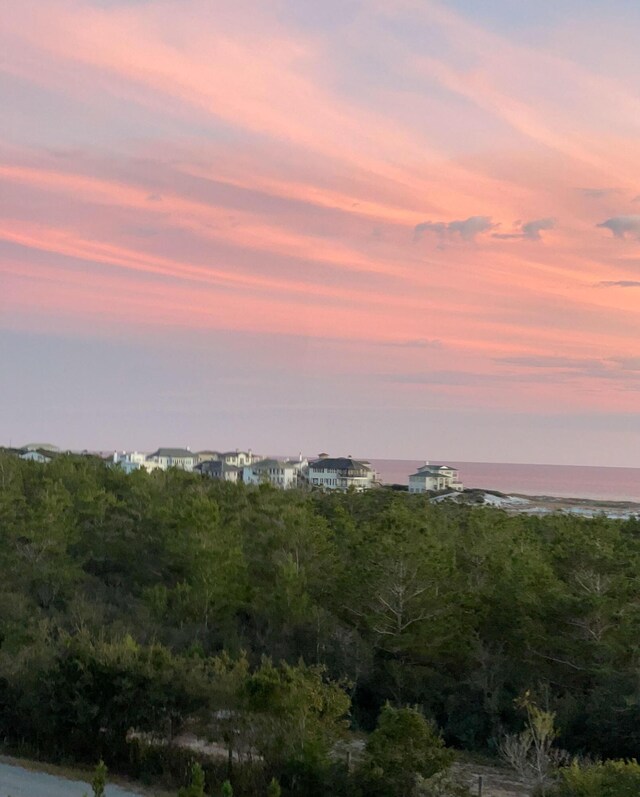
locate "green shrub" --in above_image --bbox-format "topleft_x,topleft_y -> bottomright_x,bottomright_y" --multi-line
551,759 -> 640,797
179,762 -> 206,797
266,778 -> 281,797
353,705 -> 454,797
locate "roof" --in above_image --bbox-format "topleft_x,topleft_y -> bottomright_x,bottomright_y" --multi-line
221,450 -> 252,457
197,460 -> 242,472
22,443 -> 60,452
150,448 -> 194,458
309,457 -> 372,472
20,448 -> 57,460
196,459 -> 223,470
248,458 -> 293,470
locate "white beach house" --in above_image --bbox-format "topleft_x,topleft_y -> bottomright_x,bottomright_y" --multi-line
408,463 -> 463,493
243,458 -> 306,488
307,455 -> 377,491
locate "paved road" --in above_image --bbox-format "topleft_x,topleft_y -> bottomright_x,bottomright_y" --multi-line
0,762 -> 143,797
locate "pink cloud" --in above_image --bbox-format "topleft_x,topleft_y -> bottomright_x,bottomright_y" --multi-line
2,0 -> 640,432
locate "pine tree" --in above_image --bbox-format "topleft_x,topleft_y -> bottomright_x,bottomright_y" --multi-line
178,763 -> 206,797
266,777 -> 282,797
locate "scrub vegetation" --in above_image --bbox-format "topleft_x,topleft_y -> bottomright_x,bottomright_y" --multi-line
1,453 -> 640,795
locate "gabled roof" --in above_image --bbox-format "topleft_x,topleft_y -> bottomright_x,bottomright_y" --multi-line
20,448 -> 57,460
248,458 -> 293,470
197,460 -> 242,472
196,459 -> 223,470
220,450 -> 252,457
150,448 -> 194,458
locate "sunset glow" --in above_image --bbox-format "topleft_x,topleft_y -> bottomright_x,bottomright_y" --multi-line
3,0 -> 640,463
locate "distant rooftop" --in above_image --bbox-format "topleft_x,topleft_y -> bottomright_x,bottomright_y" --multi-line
149,447 -> 194,458
249,458 -> 293,469
309,457 -> 372,471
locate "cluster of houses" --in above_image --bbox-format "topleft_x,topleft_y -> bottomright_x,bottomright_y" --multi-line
111,449 -> 464,493
112,448 -> 385,492
10,444 -> 464,494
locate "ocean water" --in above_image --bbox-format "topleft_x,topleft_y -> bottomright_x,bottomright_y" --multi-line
369,459 -> 640,502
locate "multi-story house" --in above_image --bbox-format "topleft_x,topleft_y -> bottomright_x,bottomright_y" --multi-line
243,458 -> 306,489
195,450 -> 258,467
195,459 -> 242,483
307,455 -> 376,491
112,451 -> 161,473
408,463 -> 463,493
194,451 -> 221,465
146,447 -> 196,471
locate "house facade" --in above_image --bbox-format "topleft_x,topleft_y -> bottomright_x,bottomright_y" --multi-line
408,463 -> 463,493
195,450 -> 258,467
112,451 -> 161,474
146,448 -> 196,471
307,455 -> 376,491
112,447 -> 260,475
195,459 -> 241,483
19,449 -> 54,464
242,458 -> 306,489
19,443 -> 59,464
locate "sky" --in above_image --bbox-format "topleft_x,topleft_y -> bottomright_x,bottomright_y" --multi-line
2,0 -> 640,466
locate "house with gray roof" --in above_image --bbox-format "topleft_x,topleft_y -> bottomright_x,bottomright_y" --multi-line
19,448 -> 57,464
195,450 -> 258,467
195,459 -> 242,483
243,457 -> 307,489
147,447 -> 196,471
307,455 -> 377,491
408,463 -> 463,493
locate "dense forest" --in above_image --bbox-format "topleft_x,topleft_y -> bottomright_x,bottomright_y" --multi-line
1,453 -> 640,796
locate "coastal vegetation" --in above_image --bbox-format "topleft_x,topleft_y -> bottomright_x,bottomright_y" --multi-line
1,452 -> 640,795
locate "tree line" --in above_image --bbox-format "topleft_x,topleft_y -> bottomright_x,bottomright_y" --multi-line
1,452 -> 640,795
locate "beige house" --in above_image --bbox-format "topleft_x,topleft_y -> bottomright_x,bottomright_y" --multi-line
147,448 -> 197,471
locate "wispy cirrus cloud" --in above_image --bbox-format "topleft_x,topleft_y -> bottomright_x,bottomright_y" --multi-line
497,355 -> 602,369
4,0 -> 640,456
598,280 -> 640,288
495,354 -> 640,384
579,187 -> 620,199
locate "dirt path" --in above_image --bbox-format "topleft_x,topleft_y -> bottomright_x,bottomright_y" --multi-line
455,761 -> 531,797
